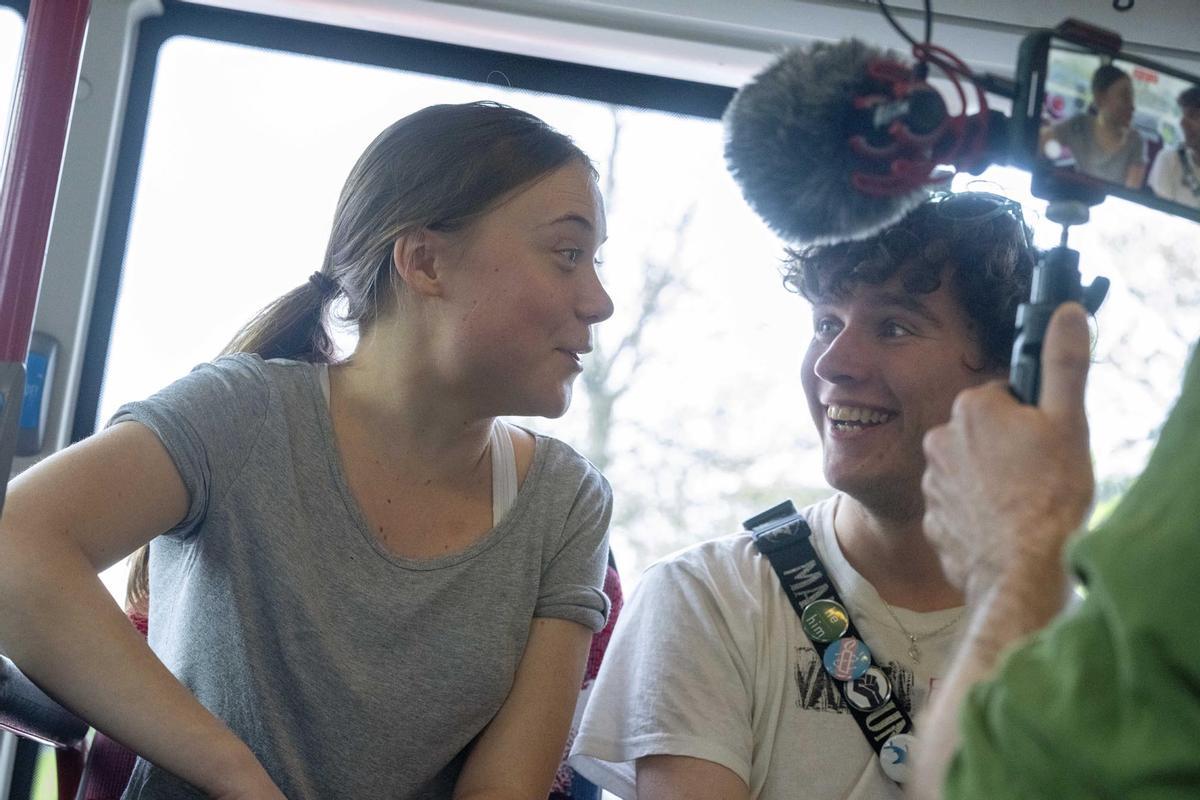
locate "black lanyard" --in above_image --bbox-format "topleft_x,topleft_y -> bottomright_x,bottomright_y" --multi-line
745,501 -> 915,781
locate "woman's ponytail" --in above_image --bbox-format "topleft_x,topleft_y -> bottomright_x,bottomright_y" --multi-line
219,271 -> 338,362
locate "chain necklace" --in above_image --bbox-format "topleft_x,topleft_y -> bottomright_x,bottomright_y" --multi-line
880,603 -> 964,663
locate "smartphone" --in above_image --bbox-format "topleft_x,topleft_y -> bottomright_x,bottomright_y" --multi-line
1012,19 -> 1200,221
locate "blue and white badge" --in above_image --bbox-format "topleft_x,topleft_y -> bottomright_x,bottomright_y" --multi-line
880,732 -> 915,783
822,636 -> 871,681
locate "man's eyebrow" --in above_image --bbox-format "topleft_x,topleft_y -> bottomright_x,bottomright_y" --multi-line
871,291 -> 943,327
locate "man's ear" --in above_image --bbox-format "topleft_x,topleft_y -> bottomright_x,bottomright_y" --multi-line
392,230 -> 447,298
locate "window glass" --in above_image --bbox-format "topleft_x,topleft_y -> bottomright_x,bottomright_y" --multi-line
0,8 -> 23,182
95,37 -> 805,597
951,166 -> 1199,521
97,36 -> 1198,602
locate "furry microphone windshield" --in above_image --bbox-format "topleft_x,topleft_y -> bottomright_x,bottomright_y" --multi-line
723,39 -> 940,246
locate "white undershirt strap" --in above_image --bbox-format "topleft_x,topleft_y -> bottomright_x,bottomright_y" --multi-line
318,362 -> 331,405
317,364 -> 517,526
489,420 -> 519,524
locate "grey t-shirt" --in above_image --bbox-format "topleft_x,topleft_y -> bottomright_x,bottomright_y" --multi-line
111,354 -> 612,799
1052,113 -> 1147,185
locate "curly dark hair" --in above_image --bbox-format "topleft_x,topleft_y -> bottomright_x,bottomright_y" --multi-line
784,191 -> 1037,370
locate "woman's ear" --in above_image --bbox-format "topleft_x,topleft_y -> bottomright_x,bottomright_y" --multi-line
392,231 -> 446,298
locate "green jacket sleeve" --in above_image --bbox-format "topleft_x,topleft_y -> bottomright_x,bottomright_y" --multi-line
945,343 -> 1200,800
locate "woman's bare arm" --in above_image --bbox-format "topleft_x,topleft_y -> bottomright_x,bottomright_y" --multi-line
452,617 -> 592,800
0,422 -> 283,799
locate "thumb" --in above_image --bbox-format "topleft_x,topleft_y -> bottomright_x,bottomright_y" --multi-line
1039,302 -> 1091,424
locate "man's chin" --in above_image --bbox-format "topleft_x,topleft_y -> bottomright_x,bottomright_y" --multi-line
828,472 -> 923,518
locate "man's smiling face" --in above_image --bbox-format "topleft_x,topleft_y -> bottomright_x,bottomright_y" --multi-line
801,266 -> 1001,515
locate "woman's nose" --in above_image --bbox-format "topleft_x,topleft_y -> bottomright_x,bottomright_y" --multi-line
578,268 -> 614,325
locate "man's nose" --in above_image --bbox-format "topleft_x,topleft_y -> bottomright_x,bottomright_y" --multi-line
812,328 -> 872,384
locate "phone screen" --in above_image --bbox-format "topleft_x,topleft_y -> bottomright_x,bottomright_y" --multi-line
1038,37 -> 1200,218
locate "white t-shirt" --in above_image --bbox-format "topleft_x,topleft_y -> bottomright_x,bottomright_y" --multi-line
569,494 -> 964,799
1147,145 -> 1200,209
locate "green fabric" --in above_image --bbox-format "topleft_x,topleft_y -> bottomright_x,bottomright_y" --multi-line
945,343 -> 1200,799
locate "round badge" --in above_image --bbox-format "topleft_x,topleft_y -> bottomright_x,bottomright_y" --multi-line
822,636 -> 872,681
879,732 -> 915,783
842,665 -> 892,711
801,599 -> 849,642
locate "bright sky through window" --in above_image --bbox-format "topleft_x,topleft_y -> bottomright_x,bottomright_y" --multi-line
95,36 -> 1200,601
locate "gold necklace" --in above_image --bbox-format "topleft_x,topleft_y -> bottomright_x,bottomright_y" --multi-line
879,603 -> 964,663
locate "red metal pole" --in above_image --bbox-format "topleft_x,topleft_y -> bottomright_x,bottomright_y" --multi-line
0,0 -> 92,362
0,0 -> 91,510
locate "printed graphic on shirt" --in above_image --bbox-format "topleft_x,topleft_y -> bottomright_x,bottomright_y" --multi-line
794,646 -> 915,714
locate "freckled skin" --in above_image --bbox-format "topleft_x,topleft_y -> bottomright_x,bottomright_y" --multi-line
432,160 -> 614,419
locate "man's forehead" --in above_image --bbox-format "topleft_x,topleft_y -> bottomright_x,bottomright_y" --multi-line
813,278 -> 950,316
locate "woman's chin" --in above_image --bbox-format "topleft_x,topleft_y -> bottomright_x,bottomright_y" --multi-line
512,388 -> 572,420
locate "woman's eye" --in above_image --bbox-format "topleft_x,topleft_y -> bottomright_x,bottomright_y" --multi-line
882,321 -> 913,338
557,248 -> 583,268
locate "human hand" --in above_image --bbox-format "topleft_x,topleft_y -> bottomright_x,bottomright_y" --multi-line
921,303 -> 1094,603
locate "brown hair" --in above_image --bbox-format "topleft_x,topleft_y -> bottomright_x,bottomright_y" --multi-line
785,191 -> 1036,371
125,102 -> 593,613
223,101 -> 594,361
1091,63 -> 1131,99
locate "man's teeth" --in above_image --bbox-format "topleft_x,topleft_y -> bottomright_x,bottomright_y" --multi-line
826,405 -> 894,425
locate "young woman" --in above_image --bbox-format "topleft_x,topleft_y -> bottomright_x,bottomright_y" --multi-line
1041,63 -> 1149,190
0,101 -> 615,799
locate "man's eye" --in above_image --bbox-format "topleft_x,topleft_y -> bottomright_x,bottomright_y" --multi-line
558,248 -> 582,267
882,321 -> 913,338
814,318 -> 841,338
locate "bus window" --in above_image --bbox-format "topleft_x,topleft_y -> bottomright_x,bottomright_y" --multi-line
88,34 -> 814,599
84,13 -> 1199,605
0,6 -> 23,175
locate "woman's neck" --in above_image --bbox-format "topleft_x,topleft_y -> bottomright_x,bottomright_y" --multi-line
1094,114 -> 1128,146
331,326 -> 494,480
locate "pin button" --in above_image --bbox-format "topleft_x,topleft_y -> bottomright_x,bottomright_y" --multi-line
801,599 -> 849,642
880,732 -> 915,783
822,636 -> 871,681
842,665 -> 892,711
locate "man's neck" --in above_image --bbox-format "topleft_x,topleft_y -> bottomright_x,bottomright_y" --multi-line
833,496 -> 964,612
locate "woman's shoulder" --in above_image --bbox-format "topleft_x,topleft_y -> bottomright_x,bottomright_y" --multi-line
1055,113 -> 1091,137
211,352 -> 316,378
125,354 -> 318,423
531,430 -> 602,471
118,353 -> 272,417
517,428 -> 610,497
201,353 -> 323,396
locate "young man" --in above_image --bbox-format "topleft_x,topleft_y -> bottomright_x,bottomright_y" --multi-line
1147,85 -> 1200,209
568,192 -> 1036,799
